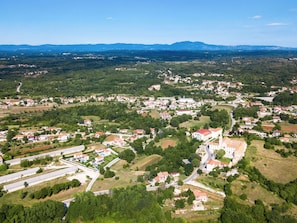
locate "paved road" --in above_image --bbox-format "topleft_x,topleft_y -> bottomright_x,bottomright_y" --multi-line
16,81 -> 22,93
86,171 -> 100,191
0,167 -> 39,184
104,157 -> 120,170
6,145 -> 85,166
4,166 -> 78,193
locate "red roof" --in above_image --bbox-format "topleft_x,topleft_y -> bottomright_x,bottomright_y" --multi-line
196,129 -> 211,136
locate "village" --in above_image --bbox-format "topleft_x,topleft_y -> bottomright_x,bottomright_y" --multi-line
1,75 -> 297,214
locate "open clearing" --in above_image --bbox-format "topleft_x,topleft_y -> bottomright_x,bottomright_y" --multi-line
246,140 -> 297,183
130,154 -> 162,171
158,138 -> 178,149
92,154 -> 161,191
149,110 -> 160,119
179,116 -> 210,129
280,122 -> 297,133
231,175 -> 284,206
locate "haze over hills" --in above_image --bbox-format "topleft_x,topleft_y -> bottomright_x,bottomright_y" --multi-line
0,41 -> 296,52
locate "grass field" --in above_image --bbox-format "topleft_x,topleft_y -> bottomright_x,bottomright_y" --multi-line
246,140 -> 297,183
91,154 -> 162,191
149,110 -> 160,119
231,175 -> 284,206
213,105 -> 233,113
130,154 -> 162,171
179,116 -> 210,129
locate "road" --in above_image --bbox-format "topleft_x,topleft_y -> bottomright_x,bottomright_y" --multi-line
6,145 -> 85,166
0,167 -> 39,184
185,180 -> 225,198
4,166 -> 78,193
16,81 -> 22,93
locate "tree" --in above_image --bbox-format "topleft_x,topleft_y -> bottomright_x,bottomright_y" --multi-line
216,149 -> 226,160
184,163 -> 194,176
175,199 -> 185,209
119,149 -> 135,163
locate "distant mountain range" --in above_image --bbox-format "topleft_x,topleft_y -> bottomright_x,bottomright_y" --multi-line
0,41 -> 296,52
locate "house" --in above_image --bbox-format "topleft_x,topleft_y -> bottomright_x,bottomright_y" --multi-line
272,116 -> 281,123
160,111 -> 172,120
209,128 -> 223,139
103,135 -> 125,147
95,149 -> 111,157
95,131 -> 105,138
57,133 -> 70,142
133,129 -> 145,135
80,154 -> 89,162
148,84 -> 161,91
192,189 -> 208,202
206,159 -> 228,172
192,129 -> 212,141
73,152 -> 83,160
176,110 -> 193,116
94,155 -> 104,164
84,119 -> 92,126
153,171 -> 169,184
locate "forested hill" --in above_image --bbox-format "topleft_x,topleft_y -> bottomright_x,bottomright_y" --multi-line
0,41 -> 296,52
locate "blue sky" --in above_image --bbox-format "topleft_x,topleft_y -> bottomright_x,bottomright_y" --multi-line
1,0 -> 297,47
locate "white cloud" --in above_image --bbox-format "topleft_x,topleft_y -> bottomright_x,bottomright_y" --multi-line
251,15 -> 262,19
267,22 -> 288,26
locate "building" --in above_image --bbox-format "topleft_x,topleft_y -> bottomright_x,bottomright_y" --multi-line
206,159 -> 228,172
152,171 -> 169,184
192,189 -> 208,202
208,137 -> 247,165
192,129 -> 212,141
192,128 -> 222,141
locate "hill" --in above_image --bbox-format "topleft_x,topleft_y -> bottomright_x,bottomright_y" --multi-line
0,41 -> 296,52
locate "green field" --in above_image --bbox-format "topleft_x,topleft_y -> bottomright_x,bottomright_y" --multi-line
179,116 -> 210,129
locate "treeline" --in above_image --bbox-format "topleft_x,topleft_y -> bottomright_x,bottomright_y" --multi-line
0,200 -> 66,223
146,139 -> 201,176
221,197 -> 297,223
170,114 -> 192,127
66,185 -> 183,223
26,103 -> 164,133
273,91 -> 297,106
28,179 -> 81,200
20,156 -> 53,167
233,106 -> 259,119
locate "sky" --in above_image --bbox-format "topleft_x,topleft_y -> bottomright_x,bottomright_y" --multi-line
1,0 -> 297,47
